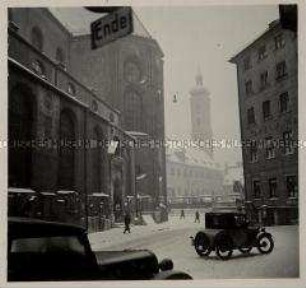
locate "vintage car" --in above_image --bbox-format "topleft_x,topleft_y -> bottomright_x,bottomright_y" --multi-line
8,217 -> 192,281
191,212 -> 274,260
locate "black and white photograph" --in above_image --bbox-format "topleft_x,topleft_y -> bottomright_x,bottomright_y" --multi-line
1,0 -> 305,286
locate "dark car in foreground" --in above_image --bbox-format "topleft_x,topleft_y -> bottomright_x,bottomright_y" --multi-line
8,217 -> 192,281
191,212 -> 274,260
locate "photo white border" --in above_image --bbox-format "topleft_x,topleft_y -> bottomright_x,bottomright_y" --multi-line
1,0 -> 305,287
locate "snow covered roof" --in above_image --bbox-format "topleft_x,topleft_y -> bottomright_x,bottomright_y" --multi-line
167,147 -> 222,170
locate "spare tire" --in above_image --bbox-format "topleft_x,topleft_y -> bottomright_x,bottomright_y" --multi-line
194,232 -> 211,257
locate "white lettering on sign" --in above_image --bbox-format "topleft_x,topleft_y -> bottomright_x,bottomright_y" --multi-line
91,7 -> 133,49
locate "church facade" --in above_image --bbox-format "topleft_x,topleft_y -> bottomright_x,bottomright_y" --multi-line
7,8 -> 167,227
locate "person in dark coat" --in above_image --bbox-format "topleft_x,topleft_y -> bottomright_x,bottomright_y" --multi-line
194,210 -> 200,223
180,209 -> 185,219
123,213 -> 131,233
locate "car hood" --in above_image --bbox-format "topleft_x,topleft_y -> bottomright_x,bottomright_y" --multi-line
94,249 -> 160,280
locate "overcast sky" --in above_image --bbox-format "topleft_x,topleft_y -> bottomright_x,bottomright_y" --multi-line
50,5 -> 279,166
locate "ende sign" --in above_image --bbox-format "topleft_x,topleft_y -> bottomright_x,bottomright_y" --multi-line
91,7 -> 133,49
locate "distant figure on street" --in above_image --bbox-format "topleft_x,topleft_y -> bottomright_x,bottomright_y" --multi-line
180,209 -> 185,219
123,213 -> 131,233
194,210 -> 200,223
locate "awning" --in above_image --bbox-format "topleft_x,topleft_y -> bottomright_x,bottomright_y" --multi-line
40,192 -> 56,196
8,187 -> 36,194
57,190 -> 76,195
89,193 -> 109,197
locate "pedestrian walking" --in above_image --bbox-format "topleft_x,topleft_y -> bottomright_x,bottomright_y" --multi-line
123,213 -> 131,233
194,210 -> 200,223
180,209 -> 185,219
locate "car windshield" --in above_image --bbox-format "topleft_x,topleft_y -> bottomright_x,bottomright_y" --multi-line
10,236 -> 86,254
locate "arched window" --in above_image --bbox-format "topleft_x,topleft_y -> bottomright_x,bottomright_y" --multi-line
68,83 -> 76,96
55,47 -> 65,65
31,26 -> 44,51
124,89 -> 143,131
58,110 -> 76,190
9,85 -> 34,187
32,59 -> 46,77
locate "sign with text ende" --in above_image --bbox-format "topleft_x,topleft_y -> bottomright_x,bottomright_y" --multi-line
91,7 -> 133,49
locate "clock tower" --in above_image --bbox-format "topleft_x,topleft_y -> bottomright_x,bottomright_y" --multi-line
189,70 -> 214,158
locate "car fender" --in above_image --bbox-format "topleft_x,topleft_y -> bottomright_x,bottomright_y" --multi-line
153,270 -> 193,280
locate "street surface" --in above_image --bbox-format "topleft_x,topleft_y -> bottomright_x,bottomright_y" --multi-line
89,213 -> 299,279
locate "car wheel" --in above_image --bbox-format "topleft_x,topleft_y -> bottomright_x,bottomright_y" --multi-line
216,235 -> 233,260
194,232 -> 211,257
238,246 -> 252,254
257,234 -> 274,254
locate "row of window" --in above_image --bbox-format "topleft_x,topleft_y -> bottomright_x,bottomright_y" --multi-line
248,130 -> 295,163
31,26 -> 66,65
247,91 -> 289,125
243,33 -> 285,71
244,61 -> 288,95
32,59 -> 77,96
252,175 -> 297,199
169,187 -> 207,198
169,167 -> 219,178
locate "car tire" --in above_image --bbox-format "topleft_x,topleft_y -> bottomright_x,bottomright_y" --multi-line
257,233 -> 274,254
194,232 -> 211,257
215,234 -> 233,260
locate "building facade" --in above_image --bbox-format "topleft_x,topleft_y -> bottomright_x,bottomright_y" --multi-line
8,8 -> 158,228
166,149 -> 224,208
65,15 -> 167,215
230,20 -> 298,225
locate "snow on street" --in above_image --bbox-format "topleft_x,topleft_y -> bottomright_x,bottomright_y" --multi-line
88,214 -> 299,279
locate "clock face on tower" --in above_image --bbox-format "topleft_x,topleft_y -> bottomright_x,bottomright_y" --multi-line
124,60 -> 142,84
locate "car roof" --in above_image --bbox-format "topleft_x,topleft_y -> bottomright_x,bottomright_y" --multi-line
206,212 -> 245,216
8,217 -> 86,239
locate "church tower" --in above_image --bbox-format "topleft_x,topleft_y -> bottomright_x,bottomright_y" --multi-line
189,69 -> 214,158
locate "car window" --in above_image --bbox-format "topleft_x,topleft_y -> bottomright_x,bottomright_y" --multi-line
11,236 -> 86,255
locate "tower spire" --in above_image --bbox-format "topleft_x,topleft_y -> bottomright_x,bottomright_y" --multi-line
196,66 -> 203,86
189,68 -> 213,158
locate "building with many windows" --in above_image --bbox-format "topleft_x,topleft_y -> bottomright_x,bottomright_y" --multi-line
230,20 -> 298,225
166,148 -> 224,208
